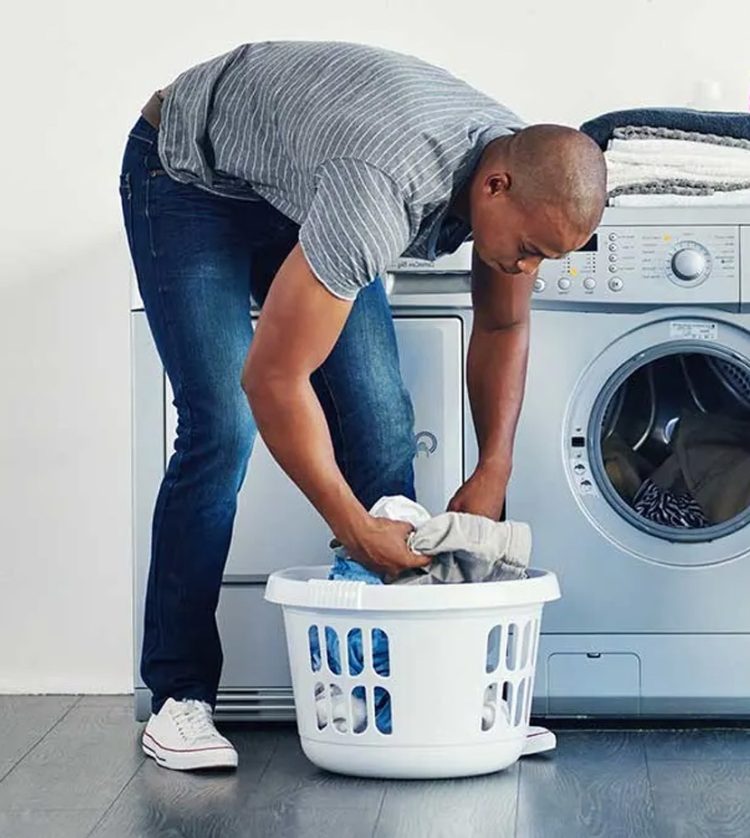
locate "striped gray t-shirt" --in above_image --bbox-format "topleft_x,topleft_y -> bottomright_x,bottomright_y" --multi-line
157,41 -> 526,299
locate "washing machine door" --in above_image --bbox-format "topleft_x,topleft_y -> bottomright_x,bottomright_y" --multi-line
565,313 -> 750,566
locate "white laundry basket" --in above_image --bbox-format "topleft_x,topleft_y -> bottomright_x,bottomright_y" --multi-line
265,566 -> 560,779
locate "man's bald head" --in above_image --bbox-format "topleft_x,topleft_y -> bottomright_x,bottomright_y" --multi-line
465,123 -> 607,276
499,124 -> 607,232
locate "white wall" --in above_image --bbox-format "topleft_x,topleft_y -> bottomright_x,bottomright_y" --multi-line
2,0 -> 748,694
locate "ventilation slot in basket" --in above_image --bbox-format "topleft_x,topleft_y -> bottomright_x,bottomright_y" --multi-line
525,670 -> 535,723
482,683 -> 497,731
529,619 -> 540,668
514,678 -> 528,727
519,621 -> 533,669
481,680 -> 513,731
325,626 -> 341,675
330,684 -> 347,733
314,682 -> 327,730
486,625 -> 501,673
506,623 -> 518,671
347,629 -> 363,676
372,628 -> 390,676
308,626 -> 321,673
374,687 -> 392,735
352,686 -> 367,734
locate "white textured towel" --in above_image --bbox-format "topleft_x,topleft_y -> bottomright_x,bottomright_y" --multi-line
610,189 -> 750,207
605,136 -> 750,193
608,136 -> 750,164
606,162 -> 750,192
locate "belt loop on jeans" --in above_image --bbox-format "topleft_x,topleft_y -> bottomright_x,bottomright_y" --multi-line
140,85 -> 170,131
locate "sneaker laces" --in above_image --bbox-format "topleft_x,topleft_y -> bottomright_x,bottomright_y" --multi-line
170,699 -> 219,742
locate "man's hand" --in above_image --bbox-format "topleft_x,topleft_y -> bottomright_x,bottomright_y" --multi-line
447,460 -> 510,520
343,517 -> 431,579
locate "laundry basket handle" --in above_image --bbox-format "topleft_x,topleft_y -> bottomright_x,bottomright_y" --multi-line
306,578 -> 367,609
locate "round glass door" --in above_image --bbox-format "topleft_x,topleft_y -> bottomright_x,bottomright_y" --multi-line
588,345 -> 750,542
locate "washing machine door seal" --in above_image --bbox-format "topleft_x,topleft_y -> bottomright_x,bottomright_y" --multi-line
564,313 -> 750,567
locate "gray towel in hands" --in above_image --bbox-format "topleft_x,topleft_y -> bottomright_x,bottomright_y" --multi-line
328,495 -> 532,585
395,511 -> 532,585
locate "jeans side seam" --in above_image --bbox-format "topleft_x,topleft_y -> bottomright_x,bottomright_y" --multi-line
144,202 -> 194,678
119,172 -> 134,254
144,168 -> 157,259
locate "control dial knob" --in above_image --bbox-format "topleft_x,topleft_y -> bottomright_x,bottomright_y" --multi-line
670,244 -> 708,282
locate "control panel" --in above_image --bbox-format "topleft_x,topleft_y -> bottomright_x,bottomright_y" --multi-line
388,224 -> 742,308
535,226 -> 739,305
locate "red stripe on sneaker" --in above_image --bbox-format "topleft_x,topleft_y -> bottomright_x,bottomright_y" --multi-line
142,731 -> 234,754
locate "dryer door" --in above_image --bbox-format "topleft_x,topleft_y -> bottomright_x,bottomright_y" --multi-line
164,316 -> 464,577
565,313 -> 750,566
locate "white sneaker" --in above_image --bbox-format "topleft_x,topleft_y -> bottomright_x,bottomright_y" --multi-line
141,698 -> 238,770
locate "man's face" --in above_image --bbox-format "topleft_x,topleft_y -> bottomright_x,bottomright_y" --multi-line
470,178 -> 592,275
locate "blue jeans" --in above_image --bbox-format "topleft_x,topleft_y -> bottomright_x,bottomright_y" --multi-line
118,116 -> 417,714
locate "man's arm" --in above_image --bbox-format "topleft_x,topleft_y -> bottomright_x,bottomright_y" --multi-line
241,243 -> 428,577
447,248 -> 534,518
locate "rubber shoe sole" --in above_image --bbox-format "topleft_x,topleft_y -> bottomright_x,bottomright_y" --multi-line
141,730 -> 238,771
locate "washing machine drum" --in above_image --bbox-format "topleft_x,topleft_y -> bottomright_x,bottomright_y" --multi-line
598,350 -> 750,535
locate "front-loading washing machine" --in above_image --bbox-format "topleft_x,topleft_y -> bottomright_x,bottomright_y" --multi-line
131,204 -> 750,722
507,206 -> 750,718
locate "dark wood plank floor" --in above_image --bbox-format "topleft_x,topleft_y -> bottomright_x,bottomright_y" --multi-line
2,695 -> 750,837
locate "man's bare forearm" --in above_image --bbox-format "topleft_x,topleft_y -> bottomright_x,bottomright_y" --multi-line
244,374 -> 369,547
240,243 -> 424,577
466,317 -> 530,473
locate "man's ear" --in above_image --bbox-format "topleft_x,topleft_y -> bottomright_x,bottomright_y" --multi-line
486,171 -> 511,197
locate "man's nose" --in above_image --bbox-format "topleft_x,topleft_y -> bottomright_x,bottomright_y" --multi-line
516,255 -> 543,274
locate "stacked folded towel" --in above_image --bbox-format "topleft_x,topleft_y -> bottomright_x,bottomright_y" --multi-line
580,108 -> 750,206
